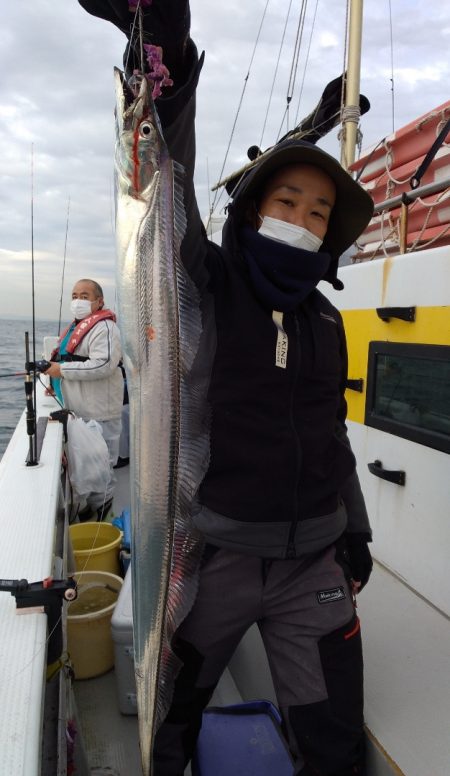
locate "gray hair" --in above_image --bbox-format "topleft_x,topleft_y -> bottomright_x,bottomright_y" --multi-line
78,279 -> 104,298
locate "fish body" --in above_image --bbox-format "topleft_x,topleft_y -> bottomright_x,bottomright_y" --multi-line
114,67 -> 208,775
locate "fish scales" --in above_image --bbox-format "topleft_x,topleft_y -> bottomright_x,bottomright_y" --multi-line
113,68 -> 208,775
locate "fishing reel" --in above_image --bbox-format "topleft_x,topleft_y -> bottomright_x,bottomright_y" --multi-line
27,359 -> 51,374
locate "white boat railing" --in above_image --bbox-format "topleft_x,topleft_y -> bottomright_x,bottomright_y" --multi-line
0,385 -> 63,775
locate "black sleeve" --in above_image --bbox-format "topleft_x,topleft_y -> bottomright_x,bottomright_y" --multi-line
78,0 -> 210,290
78,0 -> 191,80
78,0 -> 133,33
156,42 -> 210,292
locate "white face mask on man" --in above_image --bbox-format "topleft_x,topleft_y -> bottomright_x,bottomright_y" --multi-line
258,215 -> 324,252
70,299 -> 93,320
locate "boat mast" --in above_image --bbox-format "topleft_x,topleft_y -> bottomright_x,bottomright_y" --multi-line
340,0 -> 364,170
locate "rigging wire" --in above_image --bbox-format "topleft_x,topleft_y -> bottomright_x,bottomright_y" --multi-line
294,0 -> 320,127
275,0 -> 309,142
206,157 -> 213,240
30,144 -> 37,463
212,105 -> 342,218
286,1 -> 308,115
208,0 -> 271,223
211,0 -> 350,212
388,0 -> 395,133
259,0 -> 294,150
57,197 -> 71,337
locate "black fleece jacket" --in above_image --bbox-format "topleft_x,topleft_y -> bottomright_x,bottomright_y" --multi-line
155,41 -> 371,557
78,0 -> 371,555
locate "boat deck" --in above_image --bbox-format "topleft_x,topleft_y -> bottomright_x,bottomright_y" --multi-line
1,394 -> 449,775
73,555 -> 450,776
74,464 -> 450,776
73,654 -> 242,775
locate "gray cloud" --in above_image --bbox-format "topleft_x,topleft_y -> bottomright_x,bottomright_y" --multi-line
1,0 -> 448,320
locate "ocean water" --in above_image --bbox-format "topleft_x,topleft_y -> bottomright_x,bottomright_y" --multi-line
0,318 -> 65,458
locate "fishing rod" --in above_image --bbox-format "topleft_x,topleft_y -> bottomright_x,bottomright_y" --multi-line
57,196 -> 71,337
19,147 -> 56,462
23,332 -> 38,466
25,145 -> 39,466
0,360 -> 51,380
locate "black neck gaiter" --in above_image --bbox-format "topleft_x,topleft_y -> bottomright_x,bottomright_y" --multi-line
240,226 -> 331,312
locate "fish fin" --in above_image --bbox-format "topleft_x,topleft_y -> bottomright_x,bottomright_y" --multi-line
154,158 -> 212,736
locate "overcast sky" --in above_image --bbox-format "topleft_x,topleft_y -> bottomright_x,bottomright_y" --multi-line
0,0 -> 448,321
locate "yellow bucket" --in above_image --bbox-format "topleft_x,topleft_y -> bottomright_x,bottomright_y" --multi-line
69,522 -> 122,575
67,571 -> 123,679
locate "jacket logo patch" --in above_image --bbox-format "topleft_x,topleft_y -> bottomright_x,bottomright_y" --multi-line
317,586 -> 346,604
272,311 -> 288,369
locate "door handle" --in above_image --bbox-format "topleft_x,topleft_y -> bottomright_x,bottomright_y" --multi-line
368,459 -> 406,486
346,378 -> 364,392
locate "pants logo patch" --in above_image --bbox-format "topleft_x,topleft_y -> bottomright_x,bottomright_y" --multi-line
317,586 -> 346,604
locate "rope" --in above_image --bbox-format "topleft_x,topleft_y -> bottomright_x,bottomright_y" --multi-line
408,186 -> 450,250
341,105 -> 360,123
409,222 -> 450,251
355,180 -> 450,260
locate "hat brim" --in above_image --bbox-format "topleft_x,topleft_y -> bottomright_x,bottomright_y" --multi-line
231,140 -> 374,261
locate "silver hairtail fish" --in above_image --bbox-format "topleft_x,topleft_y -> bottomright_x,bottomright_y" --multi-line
114,67 -> 209,775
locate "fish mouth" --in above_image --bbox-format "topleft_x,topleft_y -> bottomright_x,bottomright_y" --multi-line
124,71 -> 146,107
114,66 -> 150,131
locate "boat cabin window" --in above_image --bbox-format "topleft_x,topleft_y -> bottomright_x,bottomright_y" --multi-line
365,342 -> 450,454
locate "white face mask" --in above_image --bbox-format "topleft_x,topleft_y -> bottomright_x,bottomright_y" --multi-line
71,298 -> 93,320
258,215 -> 323,252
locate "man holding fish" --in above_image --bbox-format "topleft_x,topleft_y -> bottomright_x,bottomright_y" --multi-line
80,2 -> 374,774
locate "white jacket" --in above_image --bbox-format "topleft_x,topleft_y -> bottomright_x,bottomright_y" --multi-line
60,319 -> 123,421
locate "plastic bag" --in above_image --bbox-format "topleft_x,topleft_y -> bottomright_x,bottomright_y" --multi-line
66,415 -> 110,500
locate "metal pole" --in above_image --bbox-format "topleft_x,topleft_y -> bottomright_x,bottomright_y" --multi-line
340,0 -> 364,170
399,200 -> 409,254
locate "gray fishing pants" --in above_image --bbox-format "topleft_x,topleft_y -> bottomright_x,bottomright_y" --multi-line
153,543 -> 365,776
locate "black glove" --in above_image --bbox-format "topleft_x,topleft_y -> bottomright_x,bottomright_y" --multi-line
345,532 -> 373,591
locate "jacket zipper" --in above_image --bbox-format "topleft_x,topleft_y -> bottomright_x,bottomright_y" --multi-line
286,314 -> 302,558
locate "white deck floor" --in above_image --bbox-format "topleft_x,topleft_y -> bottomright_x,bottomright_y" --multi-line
359,561 -> 450,776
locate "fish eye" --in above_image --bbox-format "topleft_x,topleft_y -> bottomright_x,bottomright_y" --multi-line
140,122 -> 154,138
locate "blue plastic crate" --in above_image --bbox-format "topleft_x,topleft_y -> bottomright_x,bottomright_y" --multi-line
192,700 -> 294,776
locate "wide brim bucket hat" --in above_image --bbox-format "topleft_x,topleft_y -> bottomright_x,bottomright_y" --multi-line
228,139 -> 374,276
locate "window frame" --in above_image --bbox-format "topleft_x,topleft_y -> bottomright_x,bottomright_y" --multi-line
364,341 -> 450,454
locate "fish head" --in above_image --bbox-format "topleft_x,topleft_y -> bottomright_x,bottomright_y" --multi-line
114,66 -> 163,201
